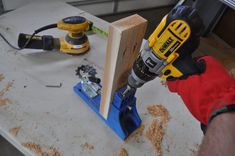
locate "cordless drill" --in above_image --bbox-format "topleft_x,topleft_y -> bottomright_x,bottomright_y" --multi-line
124,5 -> 204,94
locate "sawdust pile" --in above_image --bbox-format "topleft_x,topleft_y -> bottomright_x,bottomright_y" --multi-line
125,124 -> 145,143
146,120 -> 165,156
0,81 -> 14,106
147,105 -> 169,118
146,105 -> 170,156
147,105 -> 170,123
118,148 -> 128,156
0,74 -> 4,81
22,142 -> 60,156
80,142 -> 94,151
9,126 -> 21,136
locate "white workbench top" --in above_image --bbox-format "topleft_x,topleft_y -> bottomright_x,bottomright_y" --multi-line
0,2 -> 202,156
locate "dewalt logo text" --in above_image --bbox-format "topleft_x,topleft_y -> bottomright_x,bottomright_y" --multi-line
159,37 -> 173,53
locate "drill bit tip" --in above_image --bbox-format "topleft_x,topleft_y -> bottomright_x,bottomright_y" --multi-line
122,86 -> 130,96
122,85 -> 136,97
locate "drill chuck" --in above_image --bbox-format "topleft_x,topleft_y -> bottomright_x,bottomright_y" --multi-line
128,70 -> 145,88
128,42 -> 166,88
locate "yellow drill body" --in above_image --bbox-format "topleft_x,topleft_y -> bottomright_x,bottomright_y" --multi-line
148,16 -> 191,79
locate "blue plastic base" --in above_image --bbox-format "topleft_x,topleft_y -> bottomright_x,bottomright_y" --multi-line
73,82 -> 141,140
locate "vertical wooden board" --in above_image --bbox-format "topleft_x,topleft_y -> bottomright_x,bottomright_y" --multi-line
100,14 -> 147,118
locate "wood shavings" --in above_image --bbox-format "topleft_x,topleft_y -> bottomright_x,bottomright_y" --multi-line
47,147 -> 60,156
145,105 -> 170,156
147,104 -> 170,123
118,148 -> 128,156
9,126 -> 21,136
22,142 -> 42,154
146,119 -> 164,156
22,142 -> 60,156
0,81 -> 14,106
0,74 -> 4,81
125,124 -> 145,143
0,98 -> 11,106
80,142 -> 94,151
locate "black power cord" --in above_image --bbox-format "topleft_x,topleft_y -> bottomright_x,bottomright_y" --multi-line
0,23 -> 57,50
0,33 -> 21,50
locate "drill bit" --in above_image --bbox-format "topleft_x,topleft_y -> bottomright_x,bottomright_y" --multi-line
122,85 -> 132,97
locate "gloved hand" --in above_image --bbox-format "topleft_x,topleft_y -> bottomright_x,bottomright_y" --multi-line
167,56 -> 235,125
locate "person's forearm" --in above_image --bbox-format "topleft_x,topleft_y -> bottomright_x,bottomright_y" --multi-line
198,112 -> 235,156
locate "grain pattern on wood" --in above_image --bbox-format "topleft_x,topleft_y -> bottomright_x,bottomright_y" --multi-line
100,14 -> 147,118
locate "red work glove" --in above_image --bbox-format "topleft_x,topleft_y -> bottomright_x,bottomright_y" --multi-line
167,56 -> 235,125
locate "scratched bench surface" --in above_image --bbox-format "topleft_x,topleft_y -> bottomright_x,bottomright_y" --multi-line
0,2 -> 202,156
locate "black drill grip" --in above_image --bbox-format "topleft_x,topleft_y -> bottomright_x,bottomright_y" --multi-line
168,55 -> 205,80
18,33 -> 55,50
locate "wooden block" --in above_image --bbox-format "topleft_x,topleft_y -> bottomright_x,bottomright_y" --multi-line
99,14 -> 147,119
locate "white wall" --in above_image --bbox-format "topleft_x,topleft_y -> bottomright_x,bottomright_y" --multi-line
2,0 -> 177,15
2,0 -> 76,10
